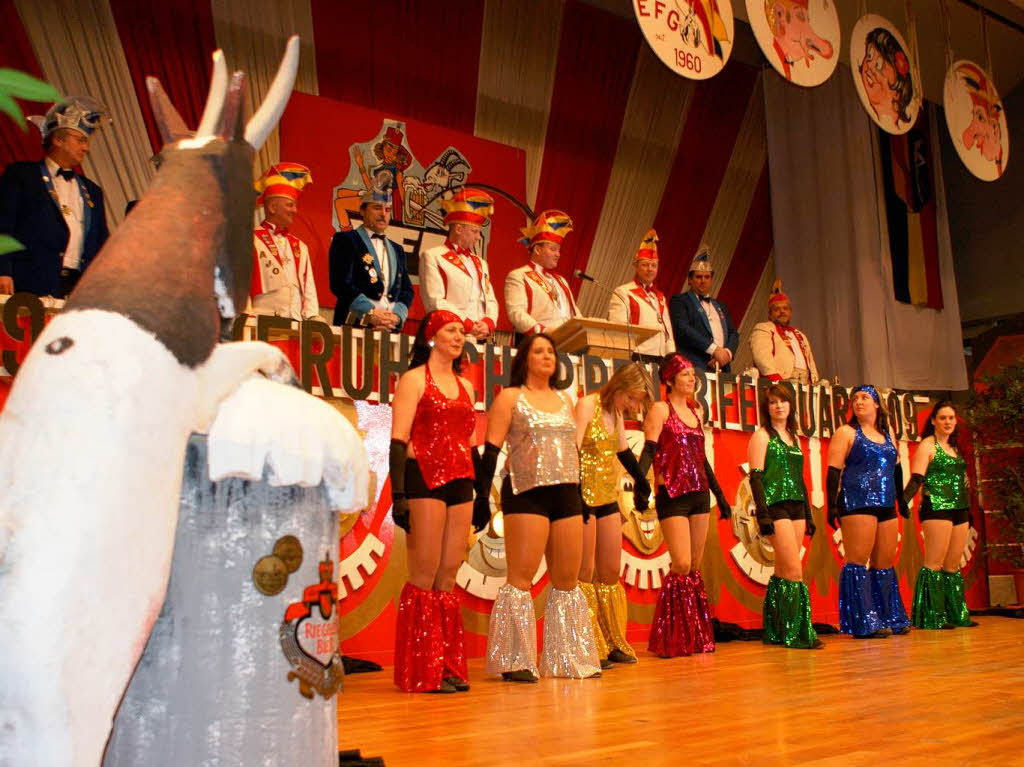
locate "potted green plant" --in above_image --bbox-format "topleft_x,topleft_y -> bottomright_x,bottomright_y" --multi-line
968,355 -> 1024,602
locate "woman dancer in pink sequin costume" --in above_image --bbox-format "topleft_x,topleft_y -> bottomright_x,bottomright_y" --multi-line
636,354 -> 732,656
388,310 -> 479,693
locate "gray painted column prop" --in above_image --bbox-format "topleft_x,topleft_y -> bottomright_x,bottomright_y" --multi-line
105,435 -> 340,767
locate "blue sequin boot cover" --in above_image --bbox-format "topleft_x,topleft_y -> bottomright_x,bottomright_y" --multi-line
870,567 -> 910,632
839,563 -> 881,636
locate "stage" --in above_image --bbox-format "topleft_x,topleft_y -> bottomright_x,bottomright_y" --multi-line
337,617 -> 1022,766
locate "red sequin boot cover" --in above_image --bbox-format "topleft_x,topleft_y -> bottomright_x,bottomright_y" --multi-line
436,589 -> 468,684
688,569 -> 716,653
394,583 -> 444,692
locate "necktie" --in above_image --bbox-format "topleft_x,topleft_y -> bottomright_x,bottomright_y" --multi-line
57,168 -> 75,181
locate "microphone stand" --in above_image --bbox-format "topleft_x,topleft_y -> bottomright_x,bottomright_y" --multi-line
574,270 -> 640,362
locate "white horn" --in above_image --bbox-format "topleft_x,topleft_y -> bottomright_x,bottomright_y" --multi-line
194,50 -> 228,138
244,35 -> 300,150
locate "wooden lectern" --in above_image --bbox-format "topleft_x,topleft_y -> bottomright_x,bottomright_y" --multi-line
547,317 -> 658,359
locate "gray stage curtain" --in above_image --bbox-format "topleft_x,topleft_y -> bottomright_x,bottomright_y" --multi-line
764,71 -> 968,392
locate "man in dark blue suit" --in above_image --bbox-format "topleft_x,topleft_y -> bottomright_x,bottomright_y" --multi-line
0,97 -> 109,298
669,246 -> 739,372
328,185 -> 413,329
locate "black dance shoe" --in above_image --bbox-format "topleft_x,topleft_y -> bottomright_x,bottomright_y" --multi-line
444,675 -> 470,692
810,639 -> 826,649
502,669 -> 539,683
854,629 -> 890,639
891,626 -> 912,636
608,649 -> 638,664
600,657 -> 614,670
426,679 -> 457,694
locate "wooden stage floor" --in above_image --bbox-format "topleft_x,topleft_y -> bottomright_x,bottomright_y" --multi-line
337,617 -> 1024,767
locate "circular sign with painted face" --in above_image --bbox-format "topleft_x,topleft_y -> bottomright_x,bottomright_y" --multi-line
633,0 -> 735,80
849,14 -> 921,135
747,0 -> 840,87
944,59 -> 1009,181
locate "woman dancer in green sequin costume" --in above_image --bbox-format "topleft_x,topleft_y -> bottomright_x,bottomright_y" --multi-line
747,384 -> 824,649
902,401 -> 978,629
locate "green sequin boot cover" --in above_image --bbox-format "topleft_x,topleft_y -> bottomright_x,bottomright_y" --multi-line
911,567 -> 947,629
942,570 -> 972,627
763,575 -> 818,648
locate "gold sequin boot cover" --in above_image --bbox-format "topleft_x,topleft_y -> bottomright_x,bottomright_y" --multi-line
594,581 -> 637,660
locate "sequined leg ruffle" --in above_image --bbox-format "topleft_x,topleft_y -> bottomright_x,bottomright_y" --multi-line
393,583 -> 444,692
839,563 -> 881,636
540,586 -> 602,678
871,567 -> 910,632
436,589 -> 468,683
942,570 -> 973,627
579,582 -> 610,660
485,584 -> 538,677
911,567 -> 948,629
762,575 -> 819,648
688,570 -> 716,653
649,570 -> 715,657
594,581 -> 637,660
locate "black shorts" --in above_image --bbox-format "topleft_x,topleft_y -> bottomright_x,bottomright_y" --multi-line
768,500 -> 806,521
655,486 -> 710,520
919,496 -> 970,525
501,477 -> 583,521
583,501 -> 619,521
840,505 -> 898,522
405,459 -> 474,505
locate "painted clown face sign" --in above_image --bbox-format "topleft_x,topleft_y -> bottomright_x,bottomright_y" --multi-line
944,60 -> 1009,181
849,14 -> 921,135
747,0 -> 839,87
634,0 -> 735,80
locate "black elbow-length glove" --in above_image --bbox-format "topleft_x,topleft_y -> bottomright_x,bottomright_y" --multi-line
389,439 -> 410,533
748,469 -> 774,537
473,442 -> 501,532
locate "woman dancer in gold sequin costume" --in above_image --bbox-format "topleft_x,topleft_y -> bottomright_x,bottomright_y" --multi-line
575,363 -> 653,667
474,333 -> 601,682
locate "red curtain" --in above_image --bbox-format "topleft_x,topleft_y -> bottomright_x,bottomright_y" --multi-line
109,0 -> 217,155
717,162 -> 773,322
311,0 -> 484,136
651,61 -> 758,298
533,0 -> 641,288
0,0 -> 50,171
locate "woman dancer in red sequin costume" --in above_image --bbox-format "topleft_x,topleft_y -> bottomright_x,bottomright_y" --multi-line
636,353 -> 731,656
389,310 -> 480,693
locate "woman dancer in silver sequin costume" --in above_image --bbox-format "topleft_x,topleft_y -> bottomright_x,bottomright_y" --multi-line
474,333 -> 601,682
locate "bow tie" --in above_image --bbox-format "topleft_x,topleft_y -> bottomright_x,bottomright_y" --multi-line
266,224 -> 288,235
56,168 -> 75,181
775,323 -> 796,334
371,233 -> 386,240
698,295 -> 712,304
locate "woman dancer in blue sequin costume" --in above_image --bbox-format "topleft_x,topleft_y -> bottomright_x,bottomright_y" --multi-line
826,385 -> 911,638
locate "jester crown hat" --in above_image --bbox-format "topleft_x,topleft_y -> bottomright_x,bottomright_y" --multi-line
688,244 -> 714,274
28,97 -> 110,142
768,278 -> 789,306
519,209 -> 573,247
635,228 -> 658,261
254,162 -> 313,204
441,188 -> 494,226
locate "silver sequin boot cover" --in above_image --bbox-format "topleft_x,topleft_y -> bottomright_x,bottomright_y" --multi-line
539,585 -> 602,678
486,583 -> 539,676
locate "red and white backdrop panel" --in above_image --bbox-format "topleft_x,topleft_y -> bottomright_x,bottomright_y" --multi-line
0,0 -> 776,340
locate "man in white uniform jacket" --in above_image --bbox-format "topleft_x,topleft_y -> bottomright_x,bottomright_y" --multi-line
750,280 -> 819,384
249,162 -> 319,320
504,209 -> 579,337
607,228 -> 675,359
419,188 -> 498,341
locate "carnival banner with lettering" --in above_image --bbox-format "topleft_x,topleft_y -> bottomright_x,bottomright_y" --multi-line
747,0 -> 840,87
633,0 -> 735,80
279,92 -> 527,330
0,296 -> 986,664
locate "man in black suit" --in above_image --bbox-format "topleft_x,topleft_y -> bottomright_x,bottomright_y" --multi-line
328,185 -> 412,329
668,245 -> 739,372
0,97 -> 109,298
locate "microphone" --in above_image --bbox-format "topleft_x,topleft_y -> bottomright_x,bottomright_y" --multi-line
572,269 -> 639,361
574,269 -> 596,282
